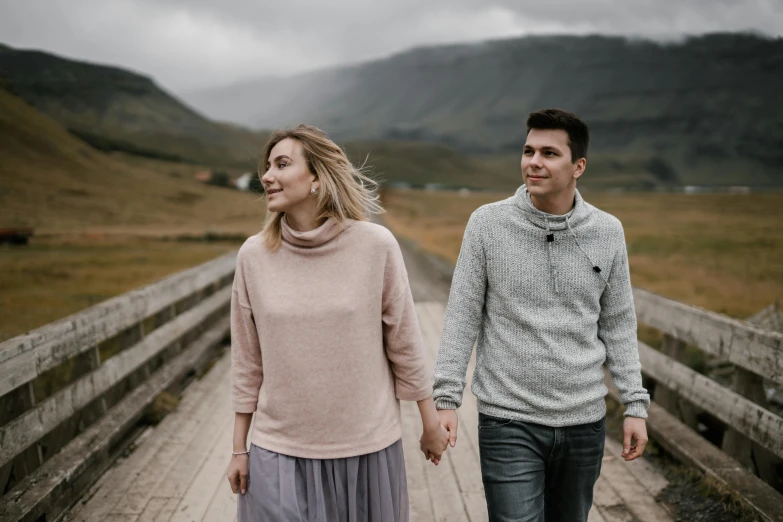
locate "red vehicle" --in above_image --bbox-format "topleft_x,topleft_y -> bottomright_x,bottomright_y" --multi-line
0,227 -> 34,245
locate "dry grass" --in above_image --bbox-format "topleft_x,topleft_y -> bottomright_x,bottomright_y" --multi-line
0,235 -> 246,342
0,89 -> 269,340
381,188 -> 783,319
0,89 -> 266,232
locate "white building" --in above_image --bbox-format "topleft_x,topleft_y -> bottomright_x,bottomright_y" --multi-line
235,172 -> 254,191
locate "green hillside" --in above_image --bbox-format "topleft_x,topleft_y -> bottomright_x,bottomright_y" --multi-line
186,33 -> 783,187
0,44 -> 268,169
0,88 -> 264,230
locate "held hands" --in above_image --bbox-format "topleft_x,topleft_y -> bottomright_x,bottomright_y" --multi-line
419,420 -> 449,465
418,408 -> 459,466
226,453 -> 249,495
621,416 -> 648,461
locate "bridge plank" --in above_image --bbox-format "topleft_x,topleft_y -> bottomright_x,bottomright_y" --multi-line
143,387 -> 230,503
422,442 -> 468,521
637,341 -> 783,460
633,288 -> 783,385
203,483 -> 237,522
0,288 -> 231,469
68,388 -> 213,520
599,452 -> 673,522
401,399 -> 436,522
168,419 -> 233,522
0,318 -> 230,522
588,507 -> 609,522
137,497 -> 173,521
149,407 -> 231,520
109,361 -> 231,517
603,438 -> 669,497
0,254 -> 235,397
403,302 -> 469,522
69,347 -> 229,522
56,276 -> 674,522
593,475 -> 623,508
418,302 -> 486,522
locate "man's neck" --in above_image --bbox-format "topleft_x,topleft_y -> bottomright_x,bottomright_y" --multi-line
529,188 -> 576,216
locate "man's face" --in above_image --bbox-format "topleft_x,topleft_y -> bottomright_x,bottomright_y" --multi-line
521,128 -> 585,199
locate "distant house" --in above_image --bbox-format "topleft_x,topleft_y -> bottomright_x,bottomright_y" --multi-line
235,172 -> 254,191
194,170 -> 232,188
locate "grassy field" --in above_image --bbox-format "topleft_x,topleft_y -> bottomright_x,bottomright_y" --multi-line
0,236 -> 246,342
0,89 -> 269,341
381,188 -> 783,320
3,82 -> 780,341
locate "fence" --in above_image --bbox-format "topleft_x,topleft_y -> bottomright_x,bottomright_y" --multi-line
0,253 -> 236,522
619,288 -> 783,521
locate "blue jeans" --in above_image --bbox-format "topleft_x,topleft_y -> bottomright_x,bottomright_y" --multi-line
478,413 -> 605,522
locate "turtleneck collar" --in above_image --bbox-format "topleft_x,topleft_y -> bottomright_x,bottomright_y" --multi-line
281,215 -> 349,248
513,184 -> 587,231
513,184 -> 608,293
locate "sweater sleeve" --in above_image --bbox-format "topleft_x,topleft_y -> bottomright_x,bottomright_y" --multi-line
230,257 -> 263,413
382,236 -> 434,402
599,228 -> 650,418
433,211 -> 487,410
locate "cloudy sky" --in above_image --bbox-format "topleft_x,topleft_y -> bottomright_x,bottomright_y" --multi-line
1,0 -> 780,93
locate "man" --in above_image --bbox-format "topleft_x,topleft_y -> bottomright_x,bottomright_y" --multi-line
433,108 -> 650,522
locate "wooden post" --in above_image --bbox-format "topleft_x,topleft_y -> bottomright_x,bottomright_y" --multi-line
721,367 -> 783,491
28,383 -> 44,467
652,334 -> 701,430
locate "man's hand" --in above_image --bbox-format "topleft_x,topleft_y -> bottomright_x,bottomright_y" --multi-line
438,409 -> 459,449
621,417 -> 648,461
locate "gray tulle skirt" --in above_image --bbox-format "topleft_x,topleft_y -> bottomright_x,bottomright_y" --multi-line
237,439 -> 409,522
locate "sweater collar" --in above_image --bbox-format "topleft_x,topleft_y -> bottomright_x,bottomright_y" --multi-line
514,184 -> 587,231
281,215 -> 348,248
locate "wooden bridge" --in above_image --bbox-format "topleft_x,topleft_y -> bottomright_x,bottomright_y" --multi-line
1,237 -> 782,522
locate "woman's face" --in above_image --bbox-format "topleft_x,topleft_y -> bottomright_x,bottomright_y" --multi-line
261,138 -> 318,214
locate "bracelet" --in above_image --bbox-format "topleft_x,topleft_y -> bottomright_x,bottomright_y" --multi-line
232,450 -> 250,456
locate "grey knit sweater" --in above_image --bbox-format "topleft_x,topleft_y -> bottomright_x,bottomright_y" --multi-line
433,185 -> 650,426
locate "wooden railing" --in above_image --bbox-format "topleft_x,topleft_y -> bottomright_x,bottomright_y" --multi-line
633,288 -> 783,462
0,253 -> 236,522
617,288 -> 783,521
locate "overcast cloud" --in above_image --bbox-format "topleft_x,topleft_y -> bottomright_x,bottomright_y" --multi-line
1,0 -> 780,92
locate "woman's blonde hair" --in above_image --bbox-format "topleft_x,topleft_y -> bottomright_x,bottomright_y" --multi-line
258,124 -> 383,251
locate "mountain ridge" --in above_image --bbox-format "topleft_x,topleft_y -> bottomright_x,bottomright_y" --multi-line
0,43 -> 269,169
183,32 -> 783,186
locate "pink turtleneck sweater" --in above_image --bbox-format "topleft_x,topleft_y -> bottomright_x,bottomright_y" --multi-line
230,216 -> 433,459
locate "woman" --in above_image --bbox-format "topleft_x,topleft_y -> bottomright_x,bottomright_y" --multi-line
226,124 -> 449,522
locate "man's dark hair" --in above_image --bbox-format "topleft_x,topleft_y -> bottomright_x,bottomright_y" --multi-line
526,108 -> 589,163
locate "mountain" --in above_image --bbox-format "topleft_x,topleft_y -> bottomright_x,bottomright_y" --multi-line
183,33 -> 783,187
0,43 -> 269,169
0,87 -> 265,229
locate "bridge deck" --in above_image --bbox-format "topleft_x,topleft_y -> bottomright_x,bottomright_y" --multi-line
63,299 -> 673,522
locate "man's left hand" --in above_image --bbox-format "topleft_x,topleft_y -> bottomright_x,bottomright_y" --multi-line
621,416 -> 648,461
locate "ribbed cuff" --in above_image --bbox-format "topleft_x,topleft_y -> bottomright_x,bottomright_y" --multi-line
623,400 -> 649,419
396,385 -> 433,402
233,401 -> 259,414
435,398 -> 459,410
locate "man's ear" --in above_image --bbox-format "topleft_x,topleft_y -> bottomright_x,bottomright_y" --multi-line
573,158 -> 586,180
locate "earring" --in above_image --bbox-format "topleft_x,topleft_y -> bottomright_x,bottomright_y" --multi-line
311,186 -> 317,195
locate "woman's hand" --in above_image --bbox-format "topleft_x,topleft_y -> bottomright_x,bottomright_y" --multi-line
226,453 -> 250,494
419,421 -> 449,465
